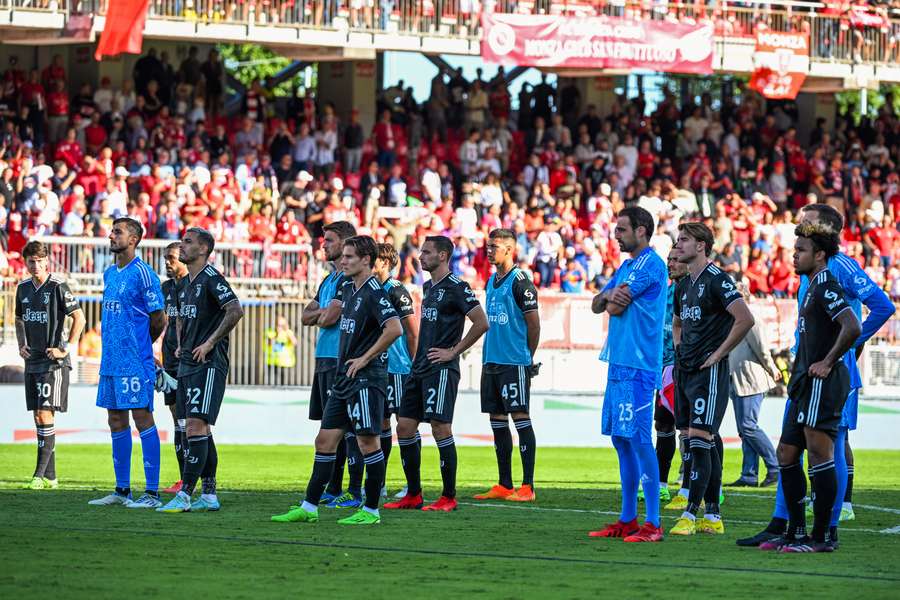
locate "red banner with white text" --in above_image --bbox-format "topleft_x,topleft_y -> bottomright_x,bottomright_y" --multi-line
749,29 -> 809,99
95,0 -> 150,61
480,13 -> 714,74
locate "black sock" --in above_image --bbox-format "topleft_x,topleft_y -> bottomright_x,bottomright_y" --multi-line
713,433 -> 724,465
680,434 -> 692,491
780,462 -> 807,539
514,418 -> 536,487
845,466 -> 854,503
174,422 -> 186,479
326,435 -> 347,496
399,436 -> 422,496
491,418 -> 513,489
345,432 -> 364,497
363,450 -> 386,510
766,517 -> 788,535
703,437 -> 723,514
686,437 -> 712,515
656,430 -> 676,484
436,435 -> 457,498
380,428 -> 393,468
810,460 -> 837,543
201,435 -> 218,495
182,435 -> 209,496
35,424 -> 56,479
305,452 -> 337,506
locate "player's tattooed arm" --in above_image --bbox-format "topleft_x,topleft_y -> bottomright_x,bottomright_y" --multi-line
809,309 -> 861,379
316,299 -> 342,327
193,301 -> 245,363
301,299 -> 322,326
15,317 -> 30,359
700,299 -> 755,370
49,308 -> 86,359
149,309 -> 167,343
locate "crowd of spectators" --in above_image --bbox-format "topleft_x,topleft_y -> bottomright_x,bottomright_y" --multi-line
0,46 -> 899,301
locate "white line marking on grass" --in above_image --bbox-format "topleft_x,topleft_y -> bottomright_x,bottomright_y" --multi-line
728,492 -> 900,516
879,525 -> 900,534
456,501 -> 890,534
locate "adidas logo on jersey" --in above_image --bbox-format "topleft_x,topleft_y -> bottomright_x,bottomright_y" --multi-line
692,417 -> 702,424
21,297 -> 29,304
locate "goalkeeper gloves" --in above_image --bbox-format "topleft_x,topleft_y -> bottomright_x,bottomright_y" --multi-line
155,367 -> 178,393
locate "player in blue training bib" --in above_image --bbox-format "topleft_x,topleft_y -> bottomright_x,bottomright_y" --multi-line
88,218 -> 167,509
590,207 -> 668,542
474,228 -> 541,503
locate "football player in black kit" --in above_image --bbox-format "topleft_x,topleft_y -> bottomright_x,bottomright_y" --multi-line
161,242 -> 189,493
15,241 -> 85,489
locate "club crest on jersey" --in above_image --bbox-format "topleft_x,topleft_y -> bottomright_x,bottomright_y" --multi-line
354,297 -> 363,312
697,284 -> 705,297
195,284 -> 202,297
42,292 -> 50,304
436,289 -> 445,302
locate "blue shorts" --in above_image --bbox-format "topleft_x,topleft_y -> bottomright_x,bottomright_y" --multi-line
840,388 -> 859,431
602,365 -> 655,444
96,374 -> 154,411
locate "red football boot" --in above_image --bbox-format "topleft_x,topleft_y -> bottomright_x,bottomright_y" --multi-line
623,522 -> 665,543
383,493 -> 424,509
588,519 -> 640,538
422,496 -> 458,512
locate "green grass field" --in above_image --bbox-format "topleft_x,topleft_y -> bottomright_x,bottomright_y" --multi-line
2,444 -> 899,598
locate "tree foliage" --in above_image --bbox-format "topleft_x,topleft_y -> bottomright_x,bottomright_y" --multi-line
216,44 -> 314,97
836,84 -> 900,125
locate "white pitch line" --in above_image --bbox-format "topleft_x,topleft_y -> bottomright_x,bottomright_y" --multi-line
879,525 -> 900,534
727,491 -> 900,516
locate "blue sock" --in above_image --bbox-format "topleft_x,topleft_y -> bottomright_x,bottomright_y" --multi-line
612,435 -> 639,523
830,427 -> 848,527
636,442 -> 660,527
139,425 -> 161,493
111,429 -> 132,492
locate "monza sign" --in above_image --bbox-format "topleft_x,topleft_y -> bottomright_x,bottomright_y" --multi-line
749,30 -> 810,100
480,13 -> 714,74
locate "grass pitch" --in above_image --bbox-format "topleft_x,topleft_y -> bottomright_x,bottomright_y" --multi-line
1,444 -> 899,598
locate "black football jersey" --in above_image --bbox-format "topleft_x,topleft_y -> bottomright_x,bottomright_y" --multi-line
412,273 -> 481,375
176,265 -> 239,376
791,268 -> 853,384
161,277 -> 183,371
335,275 -> 399,377
15,275 -> 80,373
674,262 -> 742,370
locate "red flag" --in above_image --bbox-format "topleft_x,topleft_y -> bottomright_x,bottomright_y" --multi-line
94,0 -> 150,61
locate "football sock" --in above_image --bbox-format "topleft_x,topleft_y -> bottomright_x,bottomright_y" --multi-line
138,425 -> 161,493
35,424 -> 56,479
174,420 -> 186,478
111,428 -> 132,491
810,460 -> 837,543
380,428 -> 393,467
491,418 -> 514,489
656,429 -> 676,485
514,418 -> 536,486
686,437 -> 713,516
636,441 -> 661,527
612,435 -> 639,523
436,435 -> 457,498
766,517 -> 788,535
680,434 -> 693,493
831,428 -> 848,528
201,435 -> 218,495
363,450 -> 386,510
326,436 -> 347,496
398,435 -> 422,496
345,432 -> 364,498
182,435 -> 209,496
845,466 -> 854,503
703,437 -> 723,515
773,453 -> 803,520
780,461 -> 807,539
305,452 -> 337,506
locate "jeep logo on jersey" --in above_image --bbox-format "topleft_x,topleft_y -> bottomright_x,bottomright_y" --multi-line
340,316 -> 356,334
23,308 -> 48,323
680,306 -> 702,321
180,304 -> 198,319
422,307 -> 438,321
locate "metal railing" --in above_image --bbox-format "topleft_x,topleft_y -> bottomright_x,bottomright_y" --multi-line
31,236 -> 322,295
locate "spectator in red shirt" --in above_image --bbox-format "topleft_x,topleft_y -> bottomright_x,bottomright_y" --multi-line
248,203 -> 276,243
373,109 -> 397,169
867,215 -> 899,270
84,112 -> 108,155
768,247 -> 794,298
41,54 -> 66,89
54,128 -> 84,171
745,248 -> 771,297
46,79 -> 70,144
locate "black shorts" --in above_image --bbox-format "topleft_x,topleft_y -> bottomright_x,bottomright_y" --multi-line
399,368 -> 460,424
654,403 -> 675,429
386,372 -> 408,417
674,358 -> 729,433
177,367 -> 227,425
781,370 -> 849,445
309,365 -> 337,421
25,368 -> 69,413
163,368 -> 178,406
322,373 -> 386,436
480,364 -> 531,414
